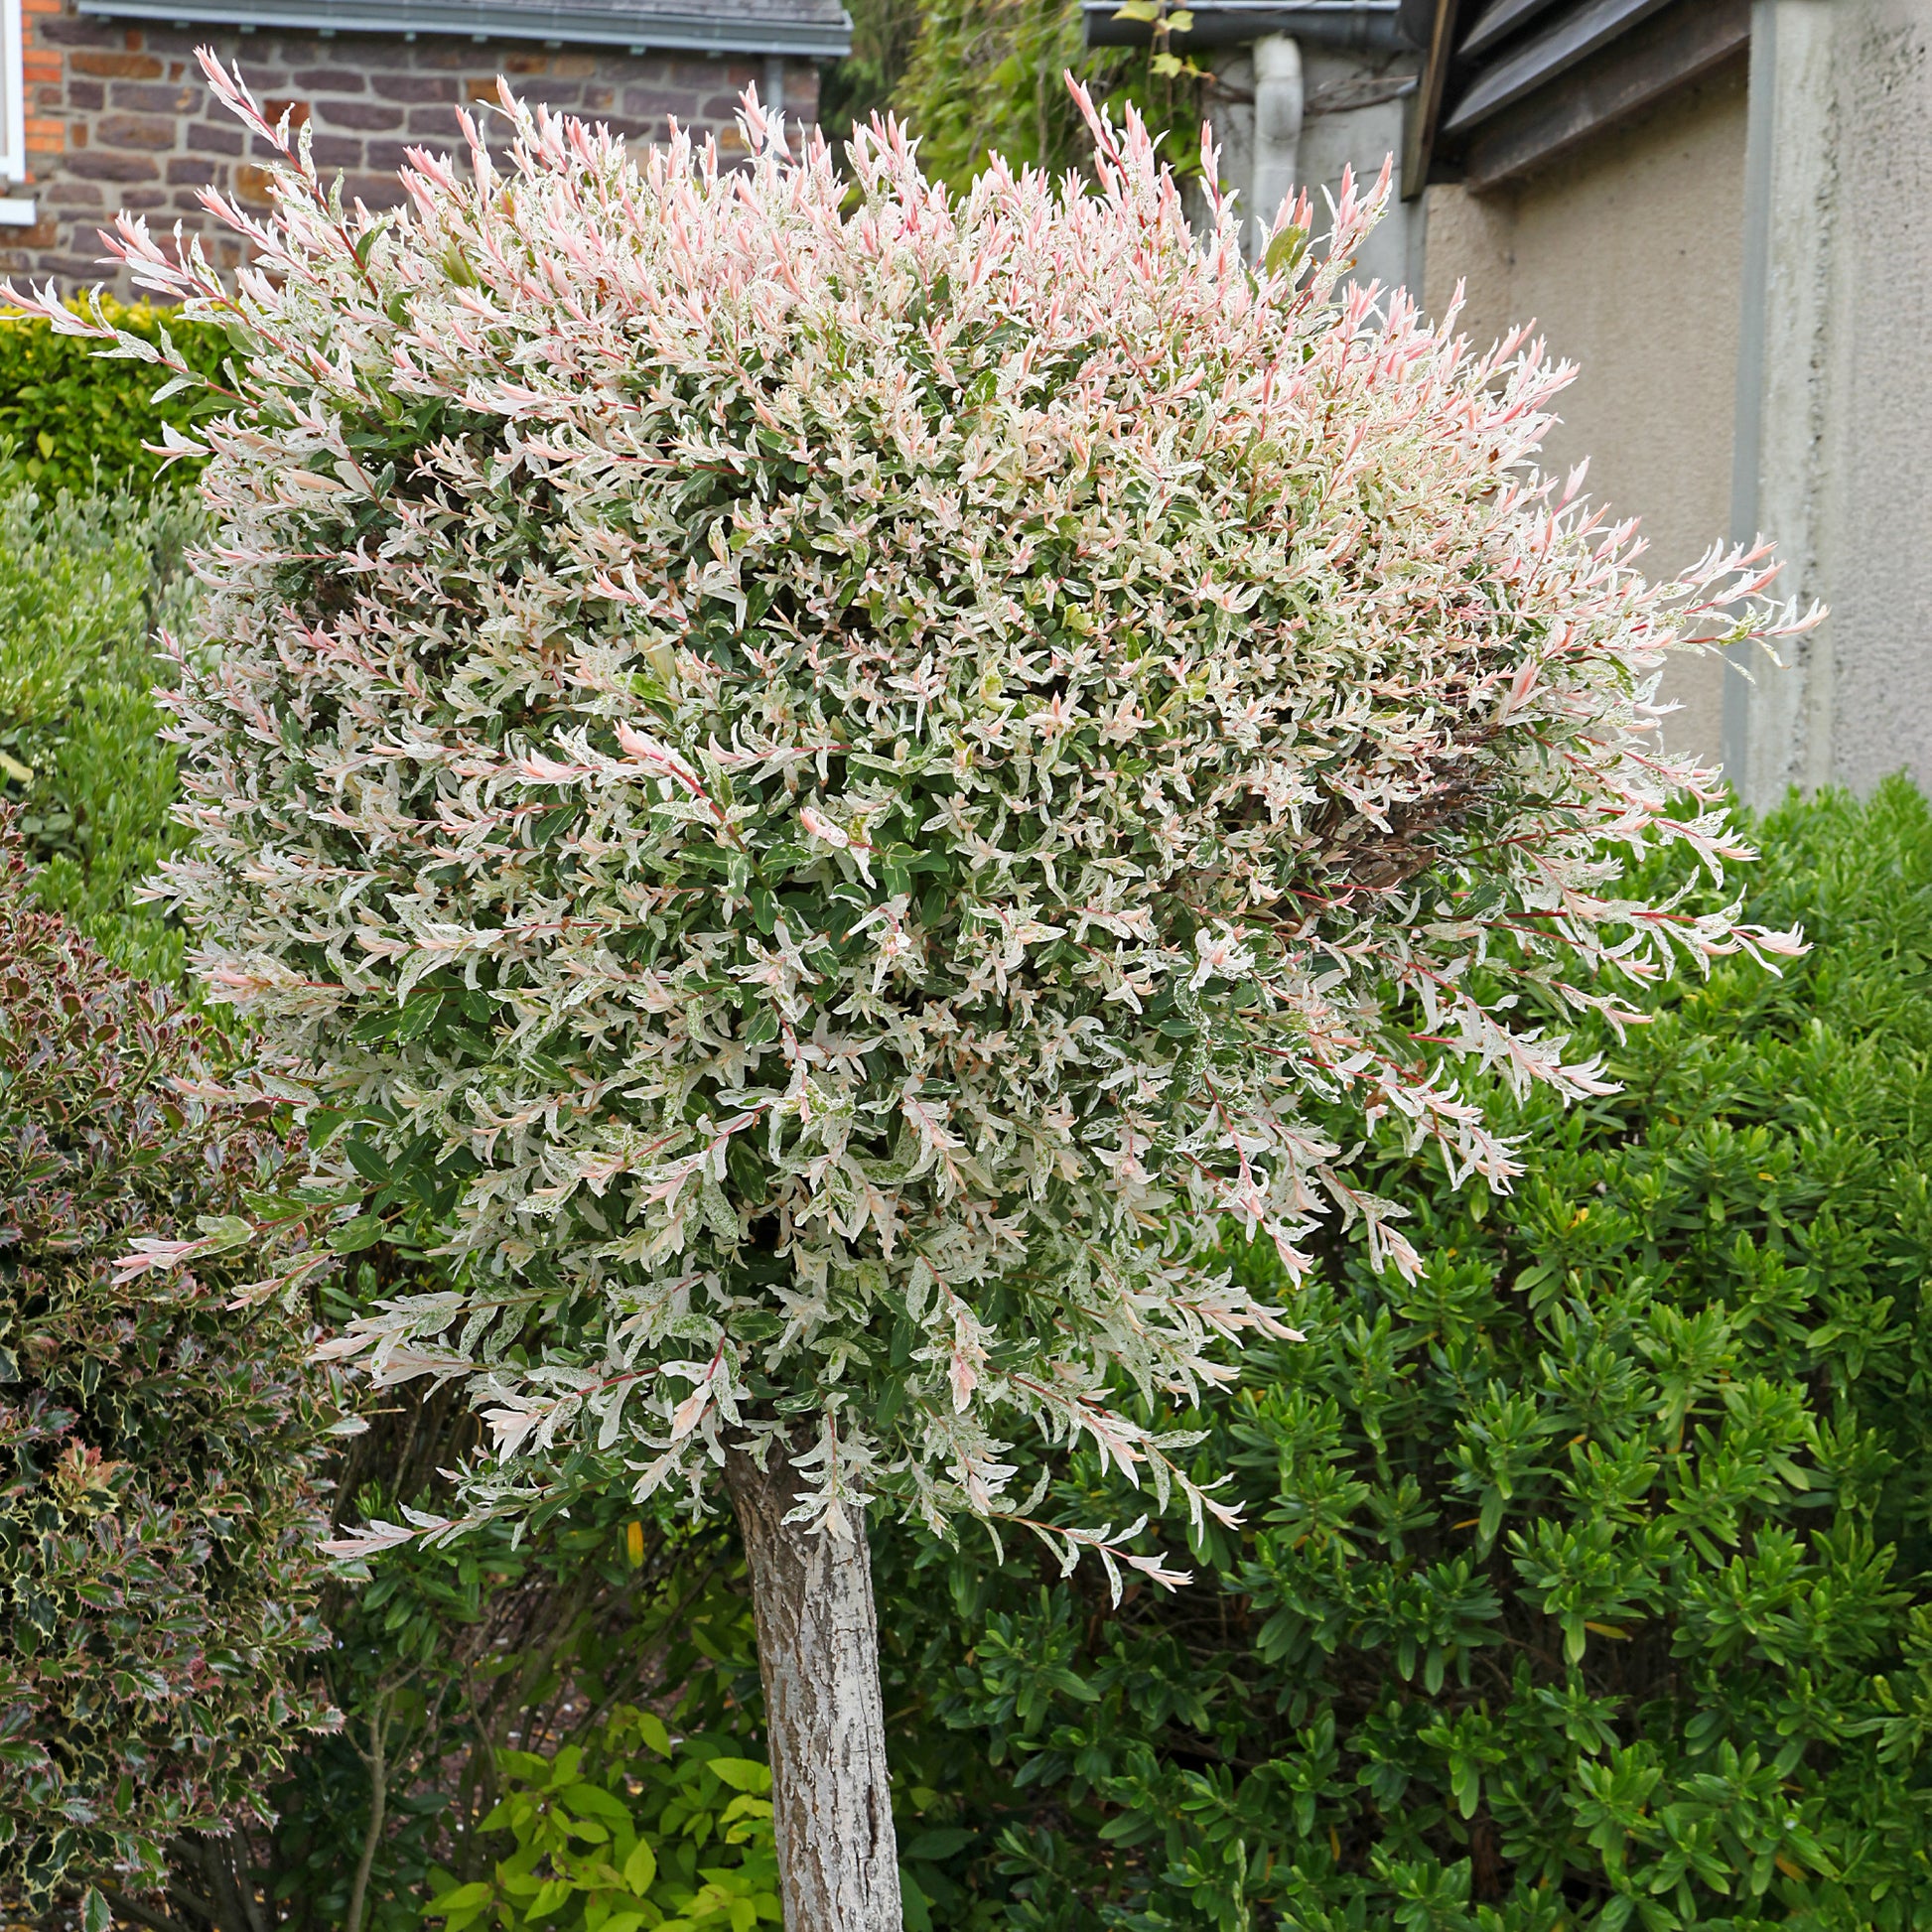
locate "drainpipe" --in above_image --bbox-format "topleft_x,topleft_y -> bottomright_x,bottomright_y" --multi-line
1250,33 -> 1305,259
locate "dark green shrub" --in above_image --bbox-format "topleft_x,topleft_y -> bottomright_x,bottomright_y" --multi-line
0,833 -> 334,1912
872,779 -> 1932,1932
0,476 -> 203,980
0,300 -> 227,497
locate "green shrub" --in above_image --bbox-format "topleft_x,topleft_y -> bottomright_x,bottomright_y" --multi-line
0,833 -> 335,1913
873,778 -> 1932,1931
253,1461 -> 757,1932
889,0 -> 1209,190
0,476 -> 203,980
424,1710 -> 780,1932
0,299 -> 227,496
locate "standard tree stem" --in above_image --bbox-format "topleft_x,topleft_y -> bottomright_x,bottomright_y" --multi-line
725,1444 -> 901,1932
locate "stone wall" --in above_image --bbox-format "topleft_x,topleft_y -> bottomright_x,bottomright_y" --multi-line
5,0 -> 821,293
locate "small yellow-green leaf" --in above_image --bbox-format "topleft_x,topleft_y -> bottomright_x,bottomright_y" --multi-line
622,1839 -> 658,1893
1264,223 -> 1310,280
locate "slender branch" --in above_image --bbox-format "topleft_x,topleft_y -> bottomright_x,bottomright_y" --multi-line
344,1691 -> 391,1932
163,1882 -> 222,1927
100,1889 -> 196,1932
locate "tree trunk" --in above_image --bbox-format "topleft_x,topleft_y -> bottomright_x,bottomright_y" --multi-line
725,1444 -> 901,1932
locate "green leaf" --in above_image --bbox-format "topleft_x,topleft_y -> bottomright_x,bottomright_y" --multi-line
330,1213 -> 389,1254
344,1137 -> 391,1183
622,1840 -> 658,1893
194,1213 -> 257,1253
534,805 -> 578,848
561,1780 -> 633,1826
426,1882 -> 494,1918
902,1827 -> 974,1860
1263,223 -> 1310,280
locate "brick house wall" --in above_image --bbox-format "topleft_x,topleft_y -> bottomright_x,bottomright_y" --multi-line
5,0 -> 824,292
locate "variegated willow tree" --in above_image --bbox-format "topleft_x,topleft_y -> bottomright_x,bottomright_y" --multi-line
9,60 -> 1809,1932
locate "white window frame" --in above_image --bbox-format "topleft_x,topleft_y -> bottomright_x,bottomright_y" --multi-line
0,0 -> 25,191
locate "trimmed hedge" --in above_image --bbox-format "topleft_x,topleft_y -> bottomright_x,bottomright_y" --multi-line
870,778 -> 1932,1932
0,477 -> 204,980
0,300 -> 228,497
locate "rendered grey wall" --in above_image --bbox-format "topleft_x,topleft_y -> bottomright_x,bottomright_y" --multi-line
1421,64 -> 1750,766
1725,0 -> 1932,806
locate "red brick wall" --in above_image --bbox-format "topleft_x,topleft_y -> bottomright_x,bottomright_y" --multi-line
5,1 -> 822,292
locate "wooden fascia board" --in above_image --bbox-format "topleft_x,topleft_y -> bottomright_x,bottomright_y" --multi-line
1443,0 -> 1680,134
1400,0 -> 1462,200
1461,0 -> 1748,189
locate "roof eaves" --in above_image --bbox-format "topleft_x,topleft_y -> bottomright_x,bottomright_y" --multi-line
73,0 -> 854,60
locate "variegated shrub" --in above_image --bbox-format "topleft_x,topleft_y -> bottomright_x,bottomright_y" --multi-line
8,63 -> 1806,1570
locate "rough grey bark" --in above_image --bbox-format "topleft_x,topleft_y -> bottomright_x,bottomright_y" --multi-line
725,1444 -> 901,1932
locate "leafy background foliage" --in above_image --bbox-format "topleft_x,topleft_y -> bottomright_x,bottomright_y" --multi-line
0,302 -> 226,498
880,0 -> 1209,191
261,1424 -> 760,1932
423,1709 -> 781,1932
818,0 -> 1210,192
863,777 -> 1932,1931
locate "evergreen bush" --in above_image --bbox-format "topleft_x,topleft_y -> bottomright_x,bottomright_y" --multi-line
0,833 -> 335,1914
870,778 -> 1932,1932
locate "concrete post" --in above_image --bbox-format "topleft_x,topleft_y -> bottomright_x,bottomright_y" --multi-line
1725,0 -> 1932,807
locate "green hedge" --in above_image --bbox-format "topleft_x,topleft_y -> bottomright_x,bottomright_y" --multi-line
0,299 -> 228,496
868,778 -> 1932,1932
0,476 -> 204,979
